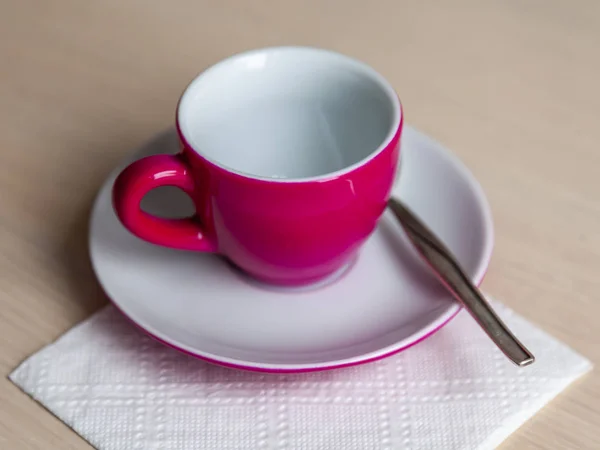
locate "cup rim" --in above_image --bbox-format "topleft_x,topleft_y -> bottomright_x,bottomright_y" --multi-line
176,46 -> 402,183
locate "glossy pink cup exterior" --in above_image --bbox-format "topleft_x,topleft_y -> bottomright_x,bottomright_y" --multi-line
112,48 -> 403,286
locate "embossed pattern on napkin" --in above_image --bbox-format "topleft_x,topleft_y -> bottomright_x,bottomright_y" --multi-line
10,301 -> 591,450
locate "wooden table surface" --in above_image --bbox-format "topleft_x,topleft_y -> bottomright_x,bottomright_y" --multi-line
1,0 -> 598,448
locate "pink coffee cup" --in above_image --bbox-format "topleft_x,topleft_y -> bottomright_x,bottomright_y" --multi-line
113,47 -> 403,286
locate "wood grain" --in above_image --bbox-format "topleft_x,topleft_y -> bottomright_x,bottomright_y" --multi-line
1,0 -> 598,448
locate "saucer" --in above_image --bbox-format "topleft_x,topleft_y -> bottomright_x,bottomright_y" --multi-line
89,126 -> 494,372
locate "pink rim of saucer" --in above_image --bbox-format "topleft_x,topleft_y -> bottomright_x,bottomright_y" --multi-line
103,267 -> 487,373
90,125 -> 495,373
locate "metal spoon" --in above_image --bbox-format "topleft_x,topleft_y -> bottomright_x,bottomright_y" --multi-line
387,197 -> 535,367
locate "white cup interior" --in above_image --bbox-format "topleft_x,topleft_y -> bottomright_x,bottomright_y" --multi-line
178,47 -> 401,181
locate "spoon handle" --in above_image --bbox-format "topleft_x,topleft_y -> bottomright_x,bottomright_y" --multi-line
387,197 -> 535,367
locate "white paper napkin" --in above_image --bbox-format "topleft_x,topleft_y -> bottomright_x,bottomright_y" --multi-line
10,299 -> 590,450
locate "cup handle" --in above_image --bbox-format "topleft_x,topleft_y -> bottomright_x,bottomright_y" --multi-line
112,154 -> 217,252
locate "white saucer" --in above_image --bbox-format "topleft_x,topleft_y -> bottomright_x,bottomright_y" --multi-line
89,126 -> 494,372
